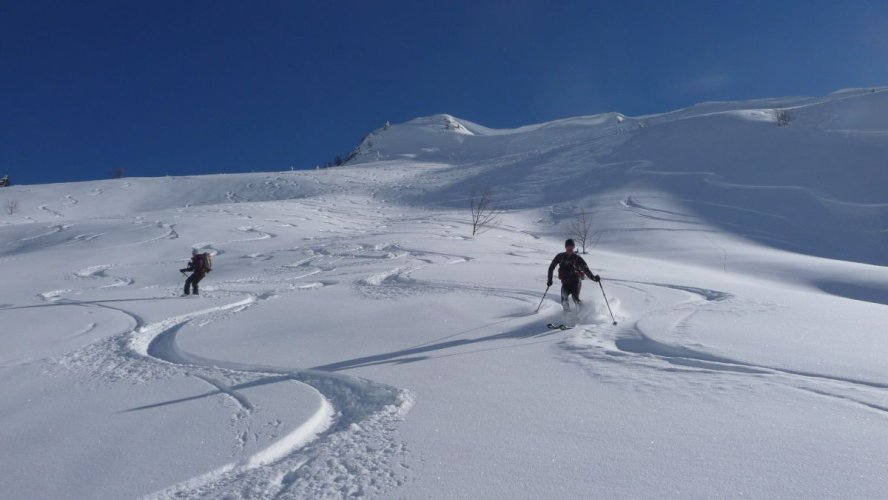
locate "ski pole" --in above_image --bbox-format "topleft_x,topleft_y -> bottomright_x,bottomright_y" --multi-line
598,280 -> 618,325
535,285 -> 550,314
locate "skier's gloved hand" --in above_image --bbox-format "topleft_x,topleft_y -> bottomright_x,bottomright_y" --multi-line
179,268 -> 187,273
547,279 -> 553,287
592,274 -> 601,282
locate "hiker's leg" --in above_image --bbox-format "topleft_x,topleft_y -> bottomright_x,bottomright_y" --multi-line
560,283 -> 571,312
184,275 -> 193,295
192,272 -> 204,294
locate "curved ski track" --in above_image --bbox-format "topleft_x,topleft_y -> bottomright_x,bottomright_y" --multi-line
47,293 -> 413,498
558,281 -> 888,417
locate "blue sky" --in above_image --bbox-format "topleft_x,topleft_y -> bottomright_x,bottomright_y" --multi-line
2,0 -> 886,185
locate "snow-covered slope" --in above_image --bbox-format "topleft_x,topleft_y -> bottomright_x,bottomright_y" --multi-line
352,88 -> 888,266
1,88 -> 887,499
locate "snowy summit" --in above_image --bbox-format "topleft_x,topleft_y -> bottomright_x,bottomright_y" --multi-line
1,88 -> 888,498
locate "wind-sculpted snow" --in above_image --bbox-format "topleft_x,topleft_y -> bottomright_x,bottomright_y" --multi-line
347,88 -> 888,266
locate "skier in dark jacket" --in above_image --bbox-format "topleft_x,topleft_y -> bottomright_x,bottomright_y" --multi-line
181,249 -> 209,296
547,239 -> 600,312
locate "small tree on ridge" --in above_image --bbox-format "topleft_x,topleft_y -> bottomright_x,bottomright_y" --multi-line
470,186 -> 502,236
567,209 -> 600,254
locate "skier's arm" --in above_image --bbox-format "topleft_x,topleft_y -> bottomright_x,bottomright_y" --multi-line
547,254 -> 562,285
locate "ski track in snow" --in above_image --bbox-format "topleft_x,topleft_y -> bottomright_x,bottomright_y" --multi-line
131,220 -> 180,244
43,237 -> 419,497
19,223 -> 71,242
30,197 -> 488,497
230,226 -> 276,242
42,289 -> 413,498
557,280 -> 888,415
39,204 -> 65,218
75,264 -> 113,279
73,264 -> 135,289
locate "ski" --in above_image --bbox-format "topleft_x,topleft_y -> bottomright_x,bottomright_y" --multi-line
547,323 -> 573,331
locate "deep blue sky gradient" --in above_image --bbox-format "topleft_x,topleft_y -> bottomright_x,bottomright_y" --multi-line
2,0 -> 887,184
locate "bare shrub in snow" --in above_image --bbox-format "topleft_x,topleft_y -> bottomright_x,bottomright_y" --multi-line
6,199 -> 20,215
775,108 -> 792,127
470,186 -> 502,236
445,116 -> 464,131
567,209 -> 600,254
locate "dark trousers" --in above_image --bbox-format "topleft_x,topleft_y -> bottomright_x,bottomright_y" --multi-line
560,279 -> 582,311
185,271 -> 206,295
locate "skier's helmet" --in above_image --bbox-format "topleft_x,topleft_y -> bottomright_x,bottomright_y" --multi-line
565,239 -> 575,248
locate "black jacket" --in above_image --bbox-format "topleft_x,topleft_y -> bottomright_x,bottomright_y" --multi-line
548,252 -> 595,283
185,254 -> 206,273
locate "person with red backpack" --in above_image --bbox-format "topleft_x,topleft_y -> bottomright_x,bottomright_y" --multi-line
180,248 -> 212,296
547,239 -> 600,312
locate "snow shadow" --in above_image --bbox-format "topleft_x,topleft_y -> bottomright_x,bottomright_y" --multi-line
815,281 -> 888,306
313,319 -> 560,372
0,296 -> 181,311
